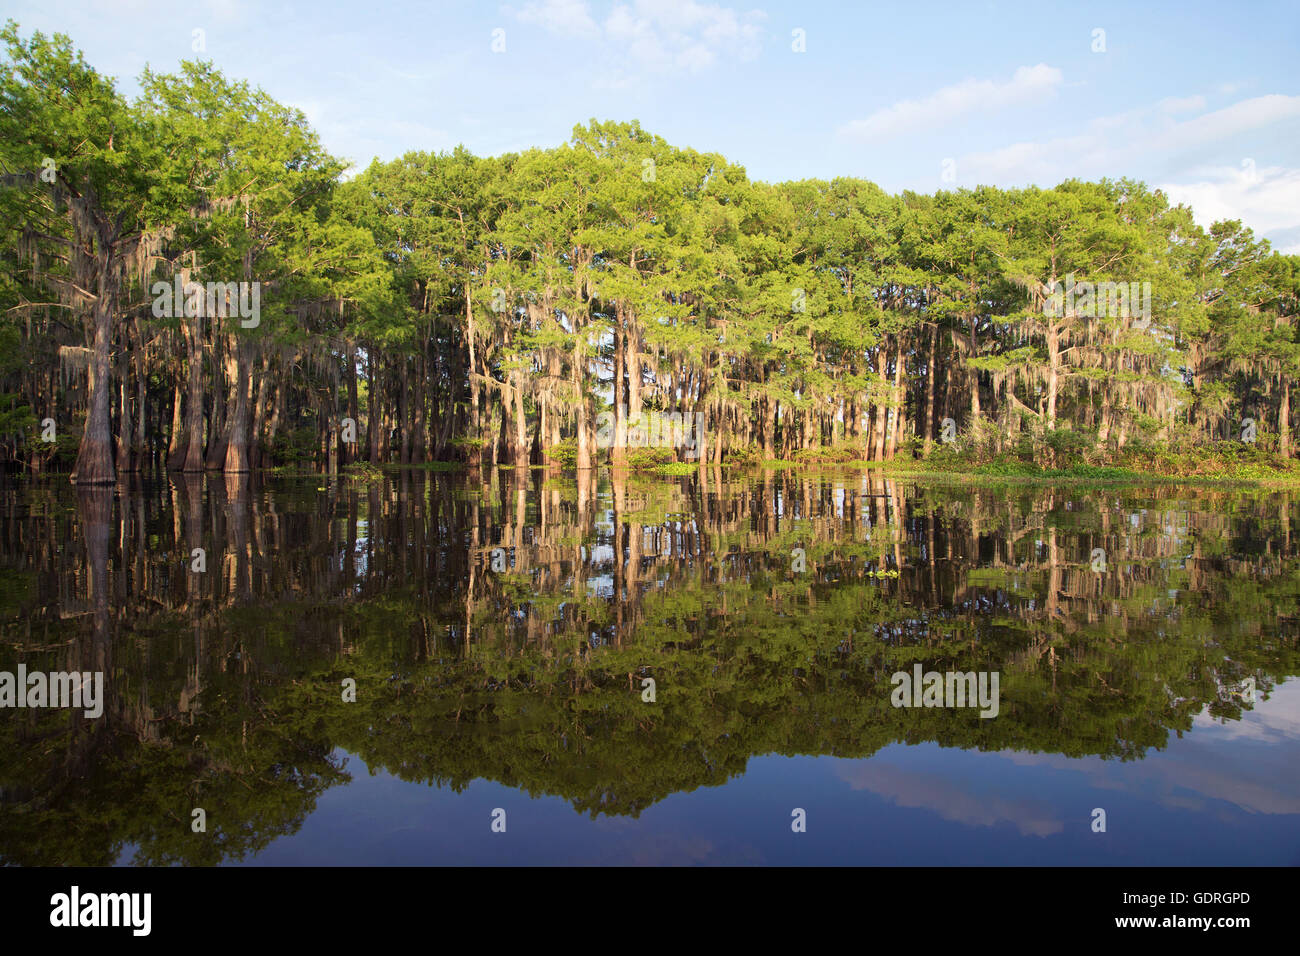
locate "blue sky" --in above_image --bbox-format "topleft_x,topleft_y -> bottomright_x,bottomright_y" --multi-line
8,0 -> 1300,250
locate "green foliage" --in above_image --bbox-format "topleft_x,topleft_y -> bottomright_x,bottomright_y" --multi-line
723,446 -> 760,468
792,444 -> 862,464
271,426 -> 318,466
544,438 -> 578,469
624,446 -> 675,470
342,461 -> 384,482
0,20 -> 1296,485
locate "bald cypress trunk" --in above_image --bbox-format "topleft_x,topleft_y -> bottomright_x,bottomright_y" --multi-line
250,352 -> 270,471
179,310 -> 206,472
763,395 -> 775,460
924,325 -> 937,453
167,376 -> 185,470
575,336 -> 591,471
347,344 -> 360,466
1281,378 -> 1292,459
205,330 -> 229,470
366,348 -> 378,464
413,338 -> 426,465
612,323 -> 626,468
512,371 -> 529,466
71,243 -> 116,485
400,356 -> 411,465
223,337 -> 252,473
887,344 -> 904,460
627,321 -> 642,447
872,349 -> 888,462
116,348 -> 133,472
134,338 -> 147,471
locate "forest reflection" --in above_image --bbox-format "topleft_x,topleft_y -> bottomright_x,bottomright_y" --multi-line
1,469 -> 1297,865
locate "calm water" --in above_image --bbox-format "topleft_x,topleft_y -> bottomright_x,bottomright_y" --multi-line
1,470 -> 1297,866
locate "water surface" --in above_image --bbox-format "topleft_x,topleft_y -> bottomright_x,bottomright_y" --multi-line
1,470 -> 1297,865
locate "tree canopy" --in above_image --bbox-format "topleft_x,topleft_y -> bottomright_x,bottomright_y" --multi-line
1,23 -> 1297,484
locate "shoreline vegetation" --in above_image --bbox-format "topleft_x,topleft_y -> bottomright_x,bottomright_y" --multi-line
324,451 -> 1300,487
2,23 -> 1297,490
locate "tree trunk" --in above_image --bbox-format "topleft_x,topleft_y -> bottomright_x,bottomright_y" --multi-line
134,336 -> 147,471
627,320 -> 642,444
612,323 -> 626,467
71,247 -> 116,485
179,303 -> 206,472
924,325 -> 937,453
575,337 -> 591,471
1046,325 -> 1060,431
205,329 -> 229,470
872,349 -> 888,461
116,348 -> 133,472
369,348 -> 381,464
413,337 -> 426,465
399,356 -> 411,465
465,287 -> 481,470
223,336 -> 252,473
513,371 -> 529,467
1281,377 -> 1292,458
250,351 -> 270,471
887,344 -> 904,460
167,376 -> 185,470
347,343 -> 360,466
266,378 -> 284,466
763,395 -> 775,460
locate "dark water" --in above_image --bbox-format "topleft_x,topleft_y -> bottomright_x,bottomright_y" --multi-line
1,470 -> 1297,866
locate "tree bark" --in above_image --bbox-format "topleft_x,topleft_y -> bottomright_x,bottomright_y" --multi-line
205,327 -> 229,470
1281,377 -> 1292,458
223,336 -> 252,473
924,324 -> 937,453
71,244 -> 116,485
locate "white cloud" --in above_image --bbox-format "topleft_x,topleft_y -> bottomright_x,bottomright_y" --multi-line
835,760 -> 1064,837
511,0 -> 766,76
950,94 -> 1300,244
1162,94 -> 1300,151
1160,164 -> 1300,236
1159,94 -> 1206,114
1001,681 -> 1300,817
957,94 -> 1300,181
200,0 -> 248,22
838,64 -> 1063,143
516,0 -> 601,37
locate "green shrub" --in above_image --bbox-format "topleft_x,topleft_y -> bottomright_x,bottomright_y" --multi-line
342,461 -> 384,482
724,445 -> 760,468
544,438 -> 577,468
271,426 -> 317,466
625,446 -> 675,470
791,444 -> 860,464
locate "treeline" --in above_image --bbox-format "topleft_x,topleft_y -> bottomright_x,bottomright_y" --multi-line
2,23 -> 1298,483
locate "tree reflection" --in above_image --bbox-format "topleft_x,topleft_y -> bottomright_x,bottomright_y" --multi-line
0,471 -> 1296,863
